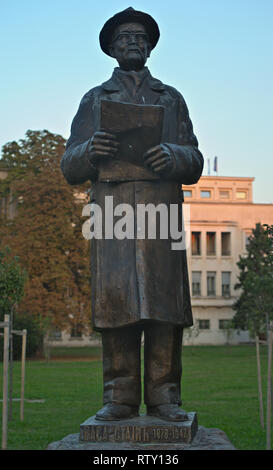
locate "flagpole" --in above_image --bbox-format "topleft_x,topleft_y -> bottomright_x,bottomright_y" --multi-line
214,156 -> 218,176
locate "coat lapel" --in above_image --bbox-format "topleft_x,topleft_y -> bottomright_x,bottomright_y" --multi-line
145,76 -> 166,105
101,69 -> 166,105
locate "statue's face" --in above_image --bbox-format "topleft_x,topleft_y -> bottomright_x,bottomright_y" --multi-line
109,22 -> 151,71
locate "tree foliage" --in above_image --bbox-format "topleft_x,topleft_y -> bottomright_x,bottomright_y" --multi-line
232,223 -> 273,337
0,130 -> 91,335
0,246 -> 27,316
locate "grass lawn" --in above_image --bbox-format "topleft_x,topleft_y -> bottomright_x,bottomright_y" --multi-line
0,344 -> 271,450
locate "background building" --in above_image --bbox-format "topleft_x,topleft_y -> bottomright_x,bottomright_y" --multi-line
184,175 -> 273,345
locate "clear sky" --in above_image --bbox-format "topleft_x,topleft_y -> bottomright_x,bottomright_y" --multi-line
1,0 -> 272,203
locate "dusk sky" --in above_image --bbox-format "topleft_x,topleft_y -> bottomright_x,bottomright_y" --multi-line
1,0 -> 273,203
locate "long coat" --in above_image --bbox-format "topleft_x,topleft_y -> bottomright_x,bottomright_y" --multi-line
61,67 -> 203,330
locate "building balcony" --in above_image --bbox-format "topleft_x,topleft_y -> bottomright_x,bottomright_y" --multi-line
191,296 -> 236,307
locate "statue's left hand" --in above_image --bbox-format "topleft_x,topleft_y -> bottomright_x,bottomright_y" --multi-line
143,145 -> 174,175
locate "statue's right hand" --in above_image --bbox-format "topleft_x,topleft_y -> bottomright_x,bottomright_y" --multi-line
87,131 -> 119,164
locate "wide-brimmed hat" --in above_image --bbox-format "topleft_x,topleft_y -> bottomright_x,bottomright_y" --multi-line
99,7 -> 160,56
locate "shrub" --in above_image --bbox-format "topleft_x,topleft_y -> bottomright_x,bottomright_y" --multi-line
0,313 -> 44,360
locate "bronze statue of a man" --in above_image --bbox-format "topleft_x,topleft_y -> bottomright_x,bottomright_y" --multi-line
61,8 -> 203,421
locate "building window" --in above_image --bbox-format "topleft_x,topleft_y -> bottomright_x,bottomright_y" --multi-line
192,271 -> 201,296
0,197 -> 7,218
206,232 -> 216,256
236,191 -> 247,199
243,232 -> 252,251
0,197 -> 4,216
219,190 -> 230,199
207,271 -> 216,296
221,232 -> 231,256
49,328 -> 62,341
201,190 -> 211,198
184,190 -> 192,198
219,319 -> 231,329
70,325 -> 83,339
222,272 -> 231,297
198,319 -> 210,330
191,232 -> 201,255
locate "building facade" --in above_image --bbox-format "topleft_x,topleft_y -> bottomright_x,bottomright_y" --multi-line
184,176 -> 273,345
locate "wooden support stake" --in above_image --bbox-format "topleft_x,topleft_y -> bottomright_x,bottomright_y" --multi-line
256,335 -> 264,428
20,329 -> 27,421
266,323 -> 273,450
2,314 -> 10,450
8,308 -> 14,421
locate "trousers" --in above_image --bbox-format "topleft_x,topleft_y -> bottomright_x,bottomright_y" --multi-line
101,321 -> 183,407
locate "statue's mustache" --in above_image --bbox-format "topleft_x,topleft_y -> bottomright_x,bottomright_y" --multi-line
125,47 -> 142,54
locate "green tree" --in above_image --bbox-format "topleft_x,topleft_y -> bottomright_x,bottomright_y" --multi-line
232,223 -> 273,338
232,223 -> 273,431
0,246 -> 27,317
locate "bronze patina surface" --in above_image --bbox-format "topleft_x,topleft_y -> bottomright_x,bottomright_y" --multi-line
61,7 -> 204,422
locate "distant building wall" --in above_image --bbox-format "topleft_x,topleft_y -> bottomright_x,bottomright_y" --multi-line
184,175 -> 273,345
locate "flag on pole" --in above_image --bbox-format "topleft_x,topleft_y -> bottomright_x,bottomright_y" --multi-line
207,158 -> 210,175
214,156 -> 218,173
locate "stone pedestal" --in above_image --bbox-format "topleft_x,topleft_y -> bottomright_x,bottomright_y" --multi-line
47,425 -> 236,450
47,408 -> 236,451
80,412 -> 198,445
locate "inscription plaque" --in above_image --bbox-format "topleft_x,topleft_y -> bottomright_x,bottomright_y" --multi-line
80,413 -> 198,444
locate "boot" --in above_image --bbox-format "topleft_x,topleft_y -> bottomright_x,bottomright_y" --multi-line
147,404 -> 188,421
95,403 -> 139,421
